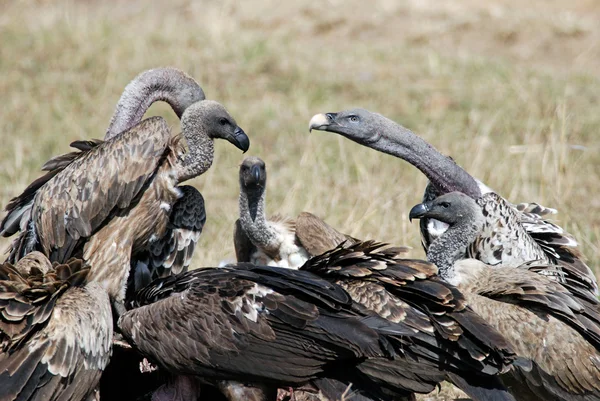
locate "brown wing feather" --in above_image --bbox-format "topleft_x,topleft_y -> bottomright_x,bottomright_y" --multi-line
120,266 -> 385,386
0,254 -> 112,401
32,117 -> 171,262
302,242 -> 516,395
460,261 -> 600,351
295,212 -> 358,256
455,260 -> 600,399
1,140 -> 106,264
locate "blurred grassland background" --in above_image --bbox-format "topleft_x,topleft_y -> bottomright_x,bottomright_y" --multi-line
1,1 -> 599,397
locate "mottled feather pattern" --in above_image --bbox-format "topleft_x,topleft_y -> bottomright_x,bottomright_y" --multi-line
0,252 -> 112,401
454,260 -> 600,399
0,118 -> 171,266
473,193 -> 598,297
421,181 -> 598,298
0,140 -> 104,263
302,241 -> 515,380
128,185 -> 206,295
0,254 -> 89,351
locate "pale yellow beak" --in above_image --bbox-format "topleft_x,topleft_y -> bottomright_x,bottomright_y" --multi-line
308,113 -> 331,132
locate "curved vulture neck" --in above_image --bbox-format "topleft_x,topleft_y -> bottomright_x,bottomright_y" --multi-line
427,217 -> 482,281
369,120 -> 482,199
105,69 -> 204,141
239,187 -> 280,252
178,126 -> 214,182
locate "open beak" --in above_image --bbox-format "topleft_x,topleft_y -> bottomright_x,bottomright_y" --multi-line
229,127 -> 250,153
409,203 -> 430,222
309,113 -> 338,132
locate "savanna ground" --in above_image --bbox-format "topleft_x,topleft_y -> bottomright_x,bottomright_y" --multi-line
1,0 -> 599,399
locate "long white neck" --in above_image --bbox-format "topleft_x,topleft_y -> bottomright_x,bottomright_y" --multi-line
177,128 -> 214,182
239,188 -> 280,253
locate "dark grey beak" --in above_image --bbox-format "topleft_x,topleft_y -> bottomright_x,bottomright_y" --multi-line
229,127 -> 250,153
309,113 -> 338,132
251,165 -> 261,183
409,203 -> 430,222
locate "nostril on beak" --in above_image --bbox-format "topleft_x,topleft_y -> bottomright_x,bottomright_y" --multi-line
326,113 -> 335,120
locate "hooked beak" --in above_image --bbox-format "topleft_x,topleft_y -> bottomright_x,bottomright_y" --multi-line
228,127 -> 250,153
309,113 -> 338,132
409,203 -> 430,222
251,164 -> 262,184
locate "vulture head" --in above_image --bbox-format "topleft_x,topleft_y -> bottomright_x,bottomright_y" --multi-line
239,156 -> 267,192
308,109 -> 383,145
182,100 -> 250,152
409,191 -> 482,228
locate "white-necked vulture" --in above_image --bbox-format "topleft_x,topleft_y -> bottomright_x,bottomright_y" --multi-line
118,242 -> 517,401
234,156 -> 518,401
309,110 -> 597,300
409,191 -> 600,401
0,68 -> 248,311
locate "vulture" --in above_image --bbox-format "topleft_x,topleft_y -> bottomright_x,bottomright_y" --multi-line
234,157 -> 516,401
408,191 -> 600,401
309,110 -> 598,299
118,241 -> 517,401
0,252 -> 112,401
234,156 -> 355,269
0,67 -> 249,313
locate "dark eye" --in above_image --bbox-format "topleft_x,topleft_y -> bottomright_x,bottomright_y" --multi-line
219,118 -> 229,126
440,202 -> 450,208
348,115 -> 359,123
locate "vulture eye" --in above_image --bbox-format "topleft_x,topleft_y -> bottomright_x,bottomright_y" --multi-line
440,202 -> 450,209
219,118 -> 229,126
348,115 -> 359,123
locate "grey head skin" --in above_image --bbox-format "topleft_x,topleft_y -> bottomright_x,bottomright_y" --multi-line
408,192 -> 484,280
309,109 -> 482,199
239,156 -> 267,221
178,100 -> 249,182
105,67 -> 206,140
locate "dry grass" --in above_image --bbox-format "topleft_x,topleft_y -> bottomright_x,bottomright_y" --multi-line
1,1 -> 599,399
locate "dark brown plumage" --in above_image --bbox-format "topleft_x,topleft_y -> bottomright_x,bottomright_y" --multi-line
118,259 -> 397,401
1,81 -> 247,307
303,241 -> 517,401
0,252 -> 112,401
128,185 -> 207,297
409,191 -> 600,401
235,157 -> 516,401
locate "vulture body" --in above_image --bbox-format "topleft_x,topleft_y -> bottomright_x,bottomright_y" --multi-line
309,110 -> 597,299
409,192 -> 600,401
0,252 -> 112,401
118,258 -> 390,401
0,68 -> 249,309
119,242 -> 516,401
234,156 -> 354,269
235,158 -> 516,401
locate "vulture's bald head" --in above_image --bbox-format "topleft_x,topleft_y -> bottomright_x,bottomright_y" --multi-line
239,156 -> 267,192
409,191 -> 483,228
309,108 -> 389,145
182,100 -> 250,152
